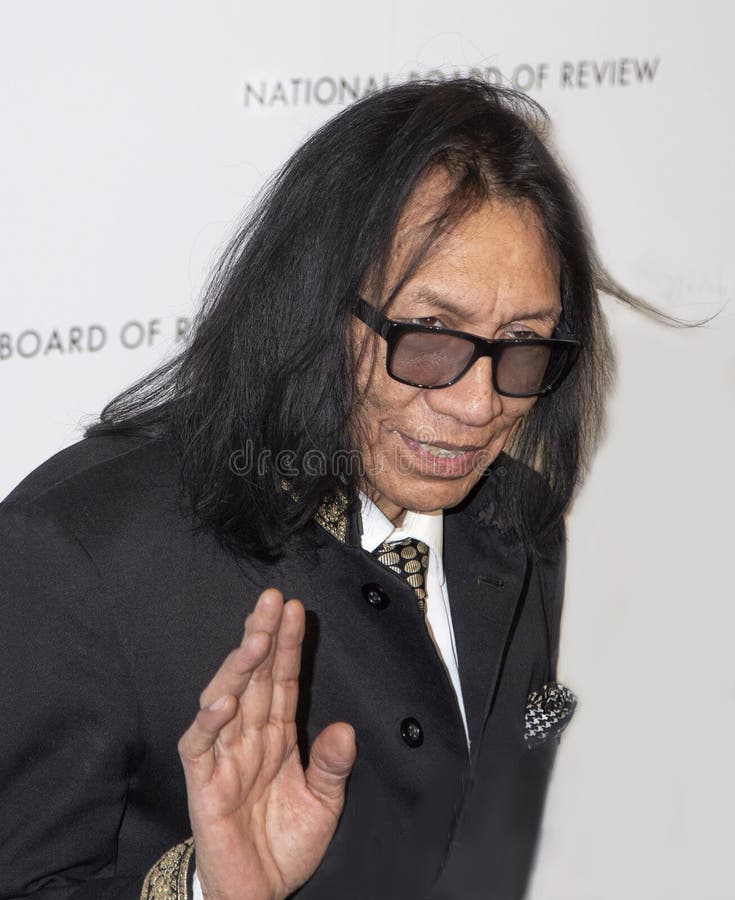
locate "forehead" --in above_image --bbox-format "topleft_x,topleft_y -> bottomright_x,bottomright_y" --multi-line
384,172 -> 561,325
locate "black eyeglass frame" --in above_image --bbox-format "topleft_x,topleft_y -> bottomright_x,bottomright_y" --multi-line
354,296 -> 582,398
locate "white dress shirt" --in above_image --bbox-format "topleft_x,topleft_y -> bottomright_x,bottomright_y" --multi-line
193,495 -> 469,899
358,492 -> 470,747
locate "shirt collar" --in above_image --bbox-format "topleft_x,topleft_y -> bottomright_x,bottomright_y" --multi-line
359,491 -> 444,564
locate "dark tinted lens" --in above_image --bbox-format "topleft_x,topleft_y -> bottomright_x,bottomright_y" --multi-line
390,330 -> 475,387
495,342 -> 568,396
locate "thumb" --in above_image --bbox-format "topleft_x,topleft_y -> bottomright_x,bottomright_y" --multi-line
304,722 -> 357,814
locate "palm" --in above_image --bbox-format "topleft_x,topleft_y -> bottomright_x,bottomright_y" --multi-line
178,590 -> 356,900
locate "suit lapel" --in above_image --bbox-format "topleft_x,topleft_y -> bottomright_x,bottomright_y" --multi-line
443,485 -> 530,758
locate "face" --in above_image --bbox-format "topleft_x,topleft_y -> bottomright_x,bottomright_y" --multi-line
351,175 -> 562,524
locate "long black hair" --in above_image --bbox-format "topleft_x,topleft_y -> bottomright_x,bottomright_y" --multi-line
88,78 -> 657,558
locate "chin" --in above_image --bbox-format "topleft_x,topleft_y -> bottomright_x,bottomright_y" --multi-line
391,470 -> 484,513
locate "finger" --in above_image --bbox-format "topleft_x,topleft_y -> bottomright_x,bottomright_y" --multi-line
199,629 -> 271,710
178,694 -> 238,787
198,588 -> 283,710
304,722 -> 357,816
238,595 -> 286,733
243,587 -> 286,642
269,599 -> 305,726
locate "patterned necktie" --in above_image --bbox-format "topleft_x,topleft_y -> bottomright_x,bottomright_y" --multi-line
372,537 -> 430,614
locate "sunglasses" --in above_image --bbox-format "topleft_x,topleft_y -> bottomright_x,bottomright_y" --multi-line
354,297 -> 581,398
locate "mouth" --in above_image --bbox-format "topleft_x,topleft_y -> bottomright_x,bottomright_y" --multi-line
397,431 -> 487,476
415,439 -> 475,458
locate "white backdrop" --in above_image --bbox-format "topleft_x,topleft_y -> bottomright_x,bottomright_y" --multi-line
1,3 -> 733,898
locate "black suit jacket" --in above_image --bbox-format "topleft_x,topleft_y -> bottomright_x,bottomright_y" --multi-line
0,435 -> 569,900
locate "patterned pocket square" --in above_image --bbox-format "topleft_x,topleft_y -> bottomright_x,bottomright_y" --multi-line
524,682 -> 578,749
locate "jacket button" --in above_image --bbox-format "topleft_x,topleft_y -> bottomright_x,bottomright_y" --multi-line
400,717 -> 424,748
362,583 -> 390,610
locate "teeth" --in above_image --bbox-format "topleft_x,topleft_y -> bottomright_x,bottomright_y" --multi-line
418,441 -> 464,459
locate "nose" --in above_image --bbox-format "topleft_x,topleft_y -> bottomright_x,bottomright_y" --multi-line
422,356 -> 502,428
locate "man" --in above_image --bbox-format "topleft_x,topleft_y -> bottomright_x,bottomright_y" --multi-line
0,79 -> 614,899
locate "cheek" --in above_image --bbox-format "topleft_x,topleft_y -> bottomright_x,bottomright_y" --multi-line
470,399 -> 535,464
353,363 -> 420,442
355,392 -> 413,464
494,398 -> 536,444
500,391 -> 537,421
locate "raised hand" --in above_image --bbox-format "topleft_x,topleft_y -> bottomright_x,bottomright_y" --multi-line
178,588 -> 357,900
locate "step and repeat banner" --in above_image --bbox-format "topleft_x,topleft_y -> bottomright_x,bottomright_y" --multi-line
1,2 -> 732,898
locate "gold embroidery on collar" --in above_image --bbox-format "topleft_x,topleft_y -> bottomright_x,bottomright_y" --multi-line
140,837 -> 194,900
281,480 -> 349,544
313,487 -> 349,543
